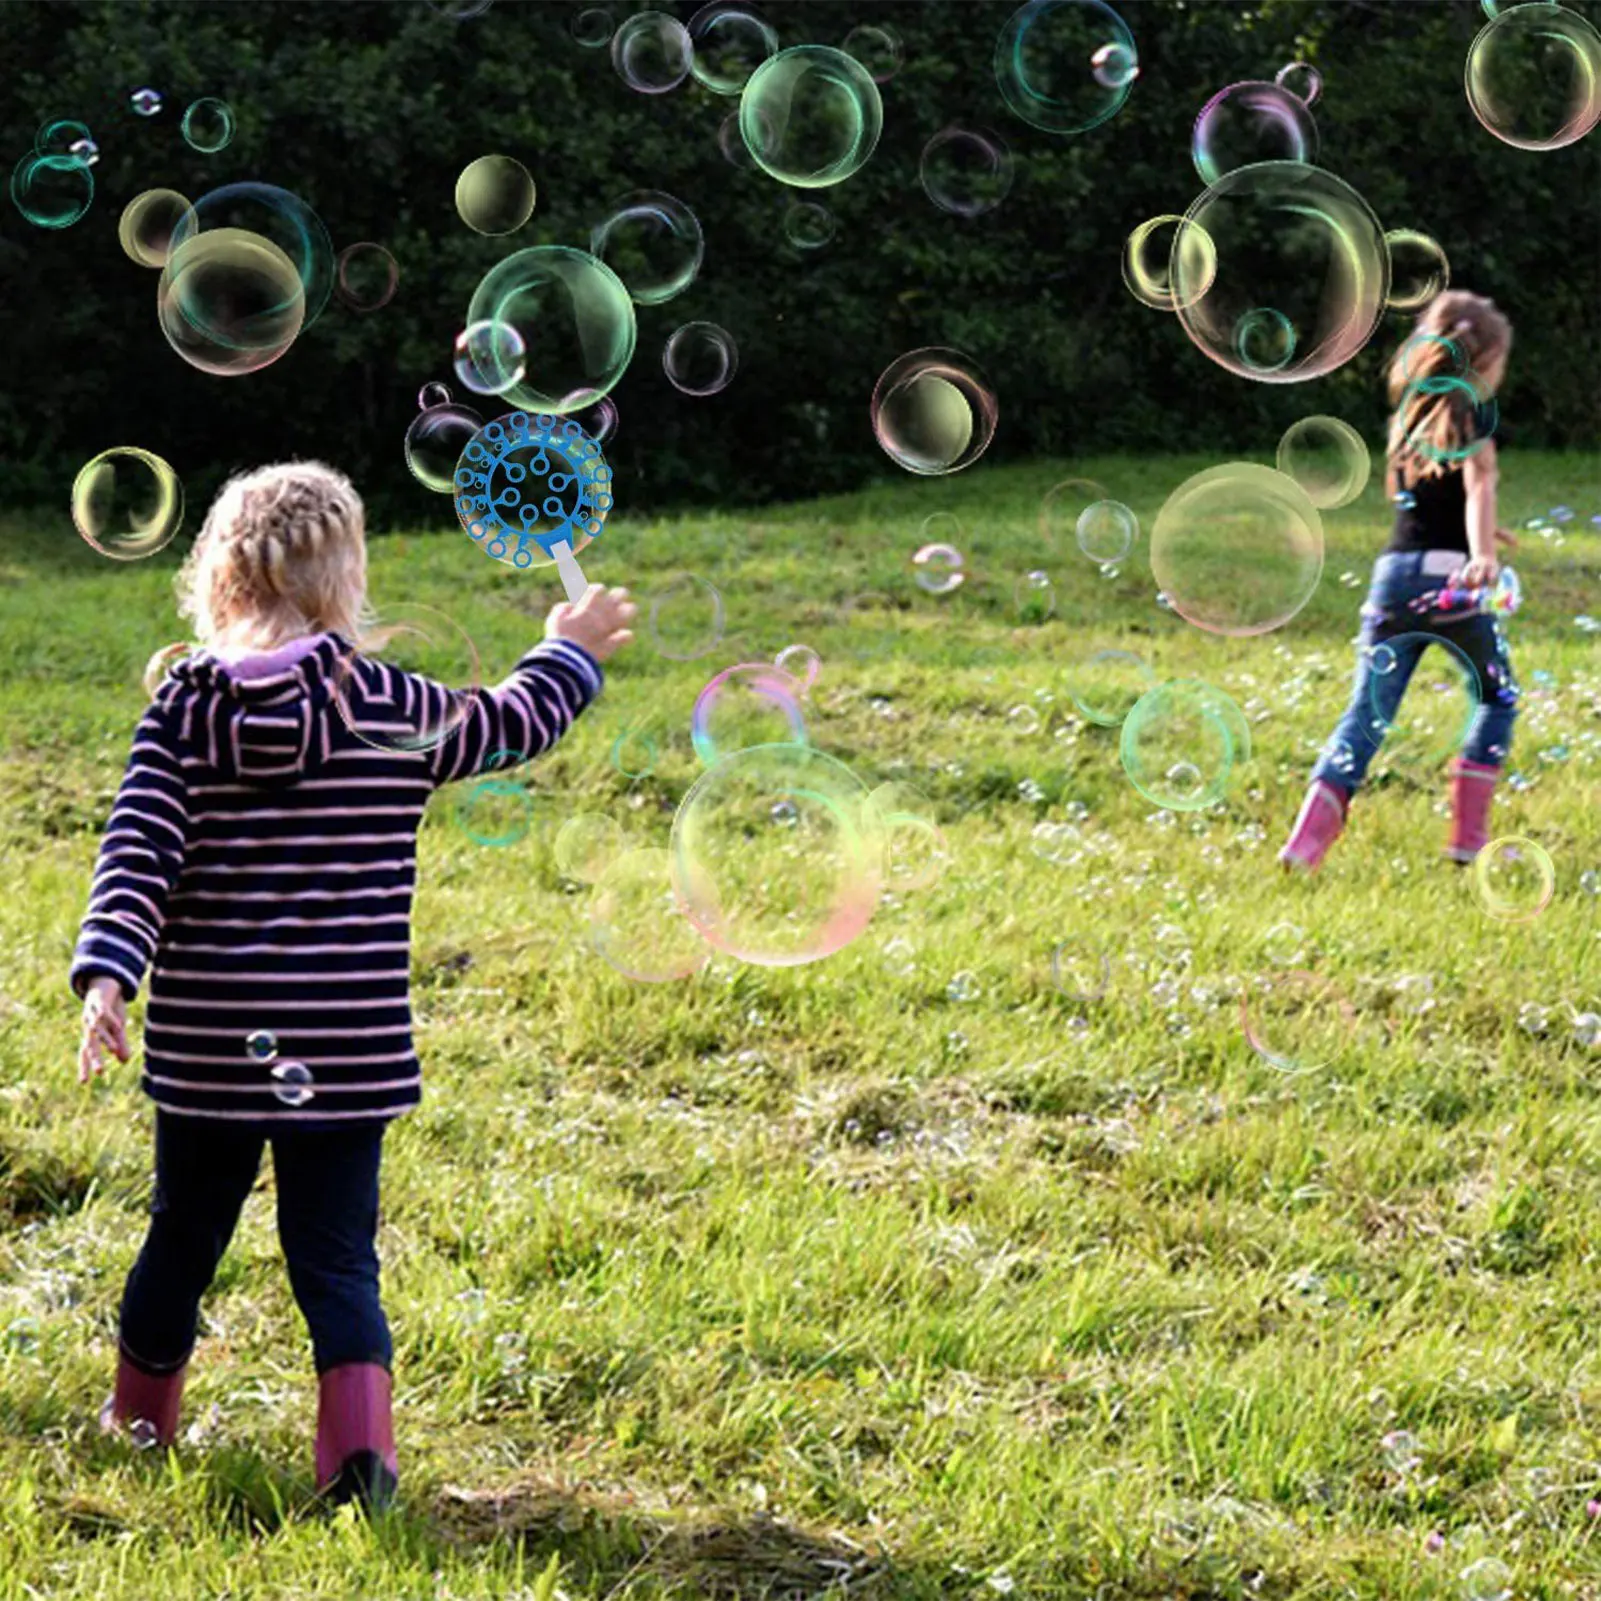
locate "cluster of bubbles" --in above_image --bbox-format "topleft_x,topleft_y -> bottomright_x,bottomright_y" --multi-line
243,1029 -> 316,1108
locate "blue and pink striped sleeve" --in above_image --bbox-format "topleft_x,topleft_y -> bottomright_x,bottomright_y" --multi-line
71,707 -> 191,1001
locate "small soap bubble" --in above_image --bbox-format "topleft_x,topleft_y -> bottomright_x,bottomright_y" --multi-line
1015,569 -> 1056,622
664,320 -> 737,395
842,21 -> 903,83
774,643 -> 821,690
68,136 -> 100,167
181,97 -> 235,154
1458,1557 -> 1512,1601
1261,922 -> 1305,966
610,727 -> 658,780
1574,1012 -> 1601,1050
570,5 -> 615,47
129,1418 -> 162,1450
455,153 -> 537,236
1076,499 -> 1137,565
1008,704 -> 1042,736
418,381 -> 451,410
245,1029 -> 278,1064
131,87 -> 163,117
1382,1429 -> 1422,1473
783,199 -> 837,250
1051,936 -> 1110,1001
872,348 -> 996,476
1274,60 -> 1322,105
334,242 -> 399,313
919,125 -> 1014,217
1091,41 -> 1139,89
453,318 -> 528,395
269,1060 -> 315,1108
946,970 -> 980,1003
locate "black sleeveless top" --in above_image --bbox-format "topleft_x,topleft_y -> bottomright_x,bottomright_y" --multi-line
1385,406 -> 1504,557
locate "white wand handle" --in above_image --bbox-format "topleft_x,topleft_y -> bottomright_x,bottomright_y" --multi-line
550,540 -> 588,604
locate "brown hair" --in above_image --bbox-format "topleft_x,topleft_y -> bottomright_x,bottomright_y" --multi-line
1385,290 -> 1512,490
176,461 -> 368,649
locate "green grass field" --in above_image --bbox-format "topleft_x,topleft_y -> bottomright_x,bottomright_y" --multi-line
1,448 -> 1599,1600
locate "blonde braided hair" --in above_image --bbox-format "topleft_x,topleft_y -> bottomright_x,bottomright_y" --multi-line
176,461 -> 369,650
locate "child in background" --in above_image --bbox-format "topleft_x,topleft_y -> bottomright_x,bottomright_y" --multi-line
74,462 -> 635,1507
1279,290 -> 1522,872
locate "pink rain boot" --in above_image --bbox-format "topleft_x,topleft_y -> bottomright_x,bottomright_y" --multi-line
1446,757 -> 1500,863
315,1363 -> 398,1510
1278,779 -> 1349,873
99,1353 -> 186,1447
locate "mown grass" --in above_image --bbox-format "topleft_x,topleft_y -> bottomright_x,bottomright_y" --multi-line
0,448 -> 1598,1601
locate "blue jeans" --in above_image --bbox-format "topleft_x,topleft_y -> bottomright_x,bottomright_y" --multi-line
119,1113 -> 392,1377
1311,550 -> 1520,793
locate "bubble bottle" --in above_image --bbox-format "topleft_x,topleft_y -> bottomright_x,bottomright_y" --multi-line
1416,565 -> 1521,617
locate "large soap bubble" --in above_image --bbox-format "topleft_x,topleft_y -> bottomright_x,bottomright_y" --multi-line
1150,463 -> 1324,636
71,448 -> 184,559
993,0 -> 1138,134
689,3 -> 778,94
739,45 -> 883,187
1276,415 -> 1371,510
612,10 -> 693,93
158,228 -> 307,377
589,190 -> 703,304
671,744 -> 883,967
871,348 -> 997,475
1192,80 -> 1318,184
1173,161 -> 1389,384
1465,1 -> 1601,151
465,246 -> 636,413
1120,679 -> 1235,811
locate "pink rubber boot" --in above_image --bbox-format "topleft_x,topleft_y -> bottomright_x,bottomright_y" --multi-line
1278,779 -> 1349,873
315,1363 -> 398,1509
1446,757 -> 1500,863
99,1353 -> 186,1447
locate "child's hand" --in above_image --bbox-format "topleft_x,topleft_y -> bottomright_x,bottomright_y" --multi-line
546,584 -> 637,664
78,976 -> 130,1084
1453,555 -> 1500,590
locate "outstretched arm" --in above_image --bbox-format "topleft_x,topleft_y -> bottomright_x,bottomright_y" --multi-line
1459,440 -> 1501,589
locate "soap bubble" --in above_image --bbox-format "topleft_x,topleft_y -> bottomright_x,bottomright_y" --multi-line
1466,2 -> 1601,151
590,190 -> 703,304
1274,60 -> 1322,105
842,21 -> 903,82
689,3 -> 778,94
1399,374 -> 1498,465
1261,921 -> 1307,966
68,135 -> 99,167
1192,80 -> 1317,184
739,45 -> 883,187
334,242 -> 399,312
783,199 -> 836,248
1385,229 -> 1451,311
1014,569 -> 1057,622
993,0 -> 1139,134
1066,648 -> 1157,726
404,401 -> 483,492
332,604 -> 482,754
1276,415 -> 1371,509
117,188 -> 194,268
612,10 -> 693,93
570,5 -> 614,46
1051,935 -> 1111,1001
1040,477 -> 1108,552
466,246 -> 636,413
691,663 -> 808,766
589,847 -> 710,982
143,642 -> 194,698
1458,1557 -> 1514,1601
244,1029 -> 278,1064
912,539 -> 966,595
610,726 -> 659,780
1242,970 -> 1354,1073
919,126 -> 1014,216
35,117 -> 93,157
555,813 -> 631,883
1076,499 -> 1137,565
417,381 -> 451,410
872,348 -> 997,476
451,319 -> 527,396
648,572 -> 725,659
866,782 -> 949,893
269,1060 -> 315,1107
774,643 -> 822,690
1474,836 -> 1555,922
1120,678 -> 1235,811
719,110 -> 758,167
1366,634 -> 1480,772
1173,161 -> 1390,384
1150,463 -> 1324,636
565,394 -> 619,445
181,97 -> 235,153
1121,214 -> 1216,311
71,448 -> 185,560
671,744 -> 881,967
10,152 -> 94,229
130,87 -> 163,116
1400,331 -> 1469,383
454,771 -> 533,847
454,154 -> 537,236
664,321 -> 738,395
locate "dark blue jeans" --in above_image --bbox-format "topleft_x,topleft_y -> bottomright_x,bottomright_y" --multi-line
119,1113 -> 392,1378
1311,549 -> 1520,793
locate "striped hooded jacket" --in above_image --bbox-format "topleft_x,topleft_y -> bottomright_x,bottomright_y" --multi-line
70,631 -> 602,1124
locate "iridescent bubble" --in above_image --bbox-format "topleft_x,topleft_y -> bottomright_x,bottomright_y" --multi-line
181,97 -> 235,153
466,246 -> 636,412
130,87 -> 163,117
1458,1557 -> 1514,1601
10,152 -> 93,229
691,663 -> 807,766
1473,836 -> 1554,922
1400,374 -> 1498,465
1051,934 -> 1111,1000
454,154 -> 537,236
866,782 -> 949,893
774,643 -> 821,690
1121,214 -> 1216,311
783,199 -> 836,249
117,188 -> 194,269
1015,569 -> 1057,622
566,394 -> 619,445
1120,678 -> 1235,810
1090,41 -> 1139,88
612,10 -> 693,93
589,846 -> 710,983
993,0 -> 1139,134
718,109 -> 758,167
1276,415 -> 1371,510
1274,60 -> 1322,105
1242,970 -> 1355,1073
611,726 -> 659,780
36,117 -> 92,157
1401,331 -> 1470,383
1385,229 -> 1451,311
71,448 -> 184,561
570,5 -> 614,47
911,541 -> 965,595
454,771 -> 533,847
1150,463 -> 1324,636
452,319 -> 528,396
1365,634 -> 1480,771
842,22 -> 904,83
689,3 -> 778,94
142,642 -> 194,698
244,1029 -> 278,1064
871,348 -> 997,476
68,136 -> 100,167
590,190 -> 703,305
404,401 -> 483,492
1261,921 -> 1307,966
1077,499 -> 1137,565
1067,647 -> 1157,726
919,126 -> 1014,217
1466,2 -> 1601,151
739,45 -> 883,188
671,744 -> 882,967
334,242 -> 399,312
270,1060 -> 315,1107
418,380 -> 452,410
664,321 -> 738,395
1192,80 -> 1317,184
332,605 -> 482,755
648,572 -> 726,659
555,812 -> 631,883
1174,161 -> 1390,384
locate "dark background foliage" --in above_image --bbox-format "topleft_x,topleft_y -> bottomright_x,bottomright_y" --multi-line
2,0 -> 1598,525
